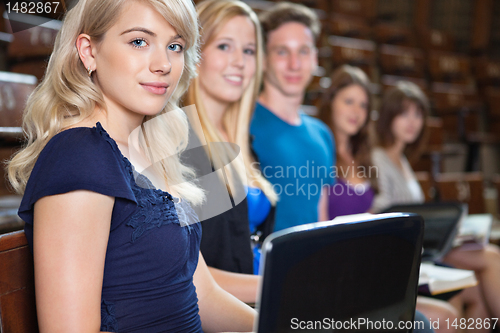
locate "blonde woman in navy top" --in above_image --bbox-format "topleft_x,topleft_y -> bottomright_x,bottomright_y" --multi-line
8,0 -> 255,331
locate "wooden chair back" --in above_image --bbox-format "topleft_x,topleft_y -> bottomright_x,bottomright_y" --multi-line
379,44 -> 425,78
0,147 -> 17,196
428,51 -> 471,83
287,0 -> 330,12
0,72 -> 37,129
484,87 -> 500,117
328,35 -> 375,75
331,0 -> 377,21
5,15 -> 60,58
417,29 -> 455,52
329,13 -> 371,39
474,58 -> 500,86
435,172 -> 485,214
380,74 -> 429,96
0,230 -> 38,333
430,83 -> 482,140
374,23 -> 417,47
0,72 -> 37,145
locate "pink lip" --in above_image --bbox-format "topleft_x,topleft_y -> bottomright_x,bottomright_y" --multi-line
285,76 -> 302,83
140,82 -> 169,95
224,75 -> 243,86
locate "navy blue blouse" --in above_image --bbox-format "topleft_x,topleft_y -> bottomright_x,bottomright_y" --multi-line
18,122 -> 203,332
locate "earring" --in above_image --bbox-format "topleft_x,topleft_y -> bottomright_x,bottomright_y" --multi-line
87,66 -> 93,77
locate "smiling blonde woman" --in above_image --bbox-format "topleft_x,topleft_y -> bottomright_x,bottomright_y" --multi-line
183,0 -> 277,303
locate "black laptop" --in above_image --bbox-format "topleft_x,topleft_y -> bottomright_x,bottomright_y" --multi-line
255,213 -> 424,333
382,202 -> 467,262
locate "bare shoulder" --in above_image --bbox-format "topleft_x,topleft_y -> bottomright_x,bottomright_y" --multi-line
34,190 -> 114,231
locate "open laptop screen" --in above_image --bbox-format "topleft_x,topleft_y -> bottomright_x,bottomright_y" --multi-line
256,213 -> 423,333
382,202 -> 466,262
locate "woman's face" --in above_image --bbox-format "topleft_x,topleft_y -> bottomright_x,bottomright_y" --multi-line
391,100 -> 424,145
331,84 -> 369,138
198,15 -> 257,108
90,1 -> 185,119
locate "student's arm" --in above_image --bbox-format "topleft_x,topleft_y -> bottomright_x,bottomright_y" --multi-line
33,190 -> 114,333
195,253 -> 256,333
318,186 -> 329,222
207,266 -> 260,304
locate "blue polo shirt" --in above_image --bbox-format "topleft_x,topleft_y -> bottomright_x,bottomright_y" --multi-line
250,102 -> 335,231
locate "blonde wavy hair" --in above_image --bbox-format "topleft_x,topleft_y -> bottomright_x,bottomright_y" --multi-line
7,0 -> 205,205
183,0 -> 277,204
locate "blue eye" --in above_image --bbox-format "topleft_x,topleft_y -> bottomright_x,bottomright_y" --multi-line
217,44 -> 229,51
276,49 -> 287,56
244,48 -> 255,55
131,38 -> 147,48
300,48 -> 310,55
169,43 -> 184,53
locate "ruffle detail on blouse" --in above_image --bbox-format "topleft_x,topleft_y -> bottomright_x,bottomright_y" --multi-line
93,122 -> 181,243
127,185 -> 179,242
95,122 -> 118,153
100,298 -> 118,332
174,198 -> 200,233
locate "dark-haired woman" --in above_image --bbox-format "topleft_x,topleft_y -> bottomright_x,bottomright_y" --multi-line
373,81 -> 499,330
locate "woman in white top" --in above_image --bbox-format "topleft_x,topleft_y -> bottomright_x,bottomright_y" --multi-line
373,81 -> 500,328
371,81 -> 426,213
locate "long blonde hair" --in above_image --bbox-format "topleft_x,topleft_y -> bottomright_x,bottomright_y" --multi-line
8,0 -> 204,205
184,0 -> 276,204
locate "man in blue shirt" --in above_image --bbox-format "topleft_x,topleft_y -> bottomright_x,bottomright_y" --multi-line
250,2 -> 335,231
